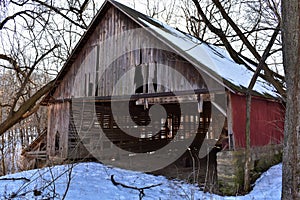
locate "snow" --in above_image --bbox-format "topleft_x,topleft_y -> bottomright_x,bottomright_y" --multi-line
138,17 -> 279,97
0,162 -> 282,199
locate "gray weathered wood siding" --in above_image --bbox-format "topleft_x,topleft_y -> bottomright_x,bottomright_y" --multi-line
47,4 -> 209,160
51,5 -> 207,100
47,102 -> 70,158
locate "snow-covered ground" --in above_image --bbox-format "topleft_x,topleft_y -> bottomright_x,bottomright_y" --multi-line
0,162 -> 282,199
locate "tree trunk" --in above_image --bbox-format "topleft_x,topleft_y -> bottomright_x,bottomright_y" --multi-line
1,135 -> 6,175
0,80 -> 54,136
0,100 -> 5,175
281,1 -> 300,199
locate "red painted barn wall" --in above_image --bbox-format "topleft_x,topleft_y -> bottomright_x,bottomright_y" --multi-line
230,93 -> 284,148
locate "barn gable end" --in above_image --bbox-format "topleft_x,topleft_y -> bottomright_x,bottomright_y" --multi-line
46,1 -> 223,161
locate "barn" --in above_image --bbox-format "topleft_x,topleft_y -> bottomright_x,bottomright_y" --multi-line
22,0 -> 284,194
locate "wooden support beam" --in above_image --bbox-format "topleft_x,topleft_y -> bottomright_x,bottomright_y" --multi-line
47,88 -> 225,104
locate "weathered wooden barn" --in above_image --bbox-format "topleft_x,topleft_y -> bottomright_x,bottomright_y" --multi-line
22,0 -> 284,194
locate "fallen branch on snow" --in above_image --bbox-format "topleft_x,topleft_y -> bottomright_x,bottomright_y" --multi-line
0,177 -> 30,182
111,175 -> 162,199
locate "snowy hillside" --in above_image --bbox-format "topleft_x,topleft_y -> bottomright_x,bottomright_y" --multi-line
0,162 -> 282,200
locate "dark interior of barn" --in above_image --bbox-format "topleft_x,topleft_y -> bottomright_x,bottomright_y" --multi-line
69,94 -> 228,190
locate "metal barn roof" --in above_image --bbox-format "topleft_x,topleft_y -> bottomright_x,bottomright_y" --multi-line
110,0 -> 278,98
45,0 -> 280,101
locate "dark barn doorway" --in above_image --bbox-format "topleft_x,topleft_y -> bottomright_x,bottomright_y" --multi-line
94,99 -> 220,189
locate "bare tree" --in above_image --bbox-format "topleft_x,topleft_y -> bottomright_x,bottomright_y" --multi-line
0,0 -> 101,137
0,70 -> 50,174
0,0 -> 103,175
189,0 -> 284,96
281,1 -> 300,199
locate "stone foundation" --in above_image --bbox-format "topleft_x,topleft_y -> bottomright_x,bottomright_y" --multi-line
217,144 -> 282,195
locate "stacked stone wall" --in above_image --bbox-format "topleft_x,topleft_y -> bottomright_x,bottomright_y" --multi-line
217,144 -> 282,195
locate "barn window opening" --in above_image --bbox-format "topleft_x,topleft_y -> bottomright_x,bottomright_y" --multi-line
55,131 -> 60,153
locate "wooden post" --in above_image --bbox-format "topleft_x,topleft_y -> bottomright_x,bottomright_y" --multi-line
243,21 -> 280,192
226,92 -> 234,150
244,92 -> 251,192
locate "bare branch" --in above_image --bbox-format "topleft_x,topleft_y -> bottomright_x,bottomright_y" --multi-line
32,0 -> 87,29
191,0 -> 285,97
191,0 -> 246,65
111,175 -> 162,199
0,177 -> 30,182
9,44 -> 59,116
248,22 -> 281,91
0,10 -> 28,30
0,80 -> 55,136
